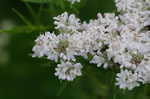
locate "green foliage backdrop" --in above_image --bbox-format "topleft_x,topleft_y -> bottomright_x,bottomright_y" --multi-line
0,0 -> 150,99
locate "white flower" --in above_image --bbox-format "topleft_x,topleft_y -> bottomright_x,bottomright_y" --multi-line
55,61 -> 83,81
53,12 -> 81,33
115,0 -> 146,12
32,32 -> 76,62
32,0 -> 150,90
68,31 -> 101,57
135,59 -> 150,84
90,55 -> 106,68
116,69 -> 140,90
32,32 -> 57,58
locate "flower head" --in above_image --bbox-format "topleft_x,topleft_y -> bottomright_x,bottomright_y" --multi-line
55,61 -> 83,81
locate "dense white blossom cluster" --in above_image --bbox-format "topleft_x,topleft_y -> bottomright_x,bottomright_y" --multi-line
32,0 -> 150,90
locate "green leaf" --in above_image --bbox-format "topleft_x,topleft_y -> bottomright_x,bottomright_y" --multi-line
0,25 -> 49,34
22,0 -> 66,9
22,0 -> 51,3
12,8 -> 32,26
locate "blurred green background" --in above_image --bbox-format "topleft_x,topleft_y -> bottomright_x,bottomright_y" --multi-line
0,0 -> 150,99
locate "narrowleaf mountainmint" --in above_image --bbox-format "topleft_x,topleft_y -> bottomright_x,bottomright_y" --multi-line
32,0 -> 150,90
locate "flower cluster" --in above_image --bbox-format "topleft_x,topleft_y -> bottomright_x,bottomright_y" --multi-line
32,0 -> 150,90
